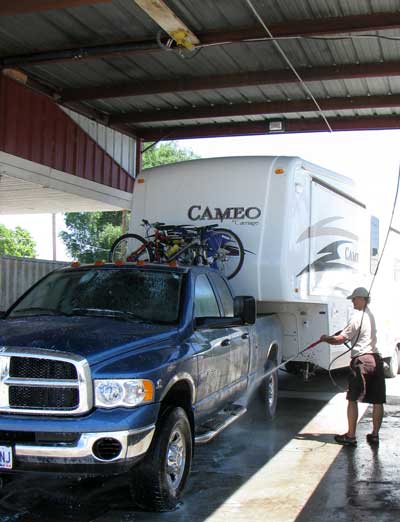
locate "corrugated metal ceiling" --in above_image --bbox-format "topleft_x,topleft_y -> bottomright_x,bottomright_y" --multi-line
1,0 -> 400,140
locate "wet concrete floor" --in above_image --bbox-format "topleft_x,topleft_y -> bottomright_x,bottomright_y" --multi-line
1,371 -> 399,522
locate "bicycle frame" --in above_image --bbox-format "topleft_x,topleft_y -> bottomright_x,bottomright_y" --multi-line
112,221 -> 244,278
142,222 -> 187,262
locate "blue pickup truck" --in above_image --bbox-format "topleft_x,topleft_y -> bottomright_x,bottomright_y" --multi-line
0,262 -> 282,511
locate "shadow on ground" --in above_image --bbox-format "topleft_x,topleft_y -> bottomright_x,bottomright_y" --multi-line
0,370 -> 349,522
295,404 -> 400,522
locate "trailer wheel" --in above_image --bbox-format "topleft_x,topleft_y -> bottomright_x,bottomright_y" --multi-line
259,360 -> 278,419
129,407 -> 192,512
384,347 -> 399,378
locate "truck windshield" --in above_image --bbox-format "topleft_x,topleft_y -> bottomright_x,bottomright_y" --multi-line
8,269 -> 183,325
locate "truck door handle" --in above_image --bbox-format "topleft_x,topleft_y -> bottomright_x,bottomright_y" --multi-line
221,339 -> 231,347
241,333 -> 249,339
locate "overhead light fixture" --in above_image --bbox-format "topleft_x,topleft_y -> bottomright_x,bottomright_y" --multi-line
134,0 -> 200,49
2,68 -> 28,85
268,119 -> 286,133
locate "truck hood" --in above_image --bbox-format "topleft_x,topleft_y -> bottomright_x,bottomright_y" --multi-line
0,316 -> 177,363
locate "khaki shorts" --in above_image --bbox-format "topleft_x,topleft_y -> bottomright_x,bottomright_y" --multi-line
346,353 -> 386,404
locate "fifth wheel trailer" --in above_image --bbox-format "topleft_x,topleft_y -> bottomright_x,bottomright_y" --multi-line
130,156 -> 400,375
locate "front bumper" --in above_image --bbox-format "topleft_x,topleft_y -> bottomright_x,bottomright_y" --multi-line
13,425 -> 154,468
0,404 -> 159,473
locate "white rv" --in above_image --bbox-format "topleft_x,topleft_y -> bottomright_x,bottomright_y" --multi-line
130,156 -> 400,376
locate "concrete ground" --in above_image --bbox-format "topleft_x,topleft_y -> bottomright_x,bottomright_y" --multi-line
1,371 -> 399,522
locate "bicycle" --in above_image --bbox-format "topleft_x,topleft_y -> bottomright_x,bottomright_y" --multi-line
109,220 -> 193,263
109,220 -> 245,279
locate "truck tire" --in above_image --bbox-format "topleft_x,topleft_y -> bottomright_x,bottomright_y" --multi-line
129,407 -> 192,512
384,347 -> 399,378
259,360 -> 278,419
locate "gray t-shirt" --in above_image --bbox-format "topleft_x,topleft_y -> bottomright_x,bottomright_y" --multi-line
341,307 -> 377,358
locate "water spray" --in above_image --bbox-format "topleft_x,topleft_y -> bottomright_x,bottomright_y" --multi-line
241,338 -> 323,406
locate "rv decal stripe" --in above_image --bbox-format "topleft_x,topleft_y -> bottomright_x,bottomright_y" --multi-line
297,240 -> 355,277
297,217 -> 358,243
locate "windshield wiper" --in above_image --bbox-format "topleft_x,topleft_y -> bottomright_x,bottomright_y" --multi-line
10,307 -> 69,317
70,308 -> 148,322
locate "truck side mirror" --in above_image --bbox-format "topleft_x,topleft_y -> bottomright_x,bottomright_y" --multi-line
234,296 -> 256,325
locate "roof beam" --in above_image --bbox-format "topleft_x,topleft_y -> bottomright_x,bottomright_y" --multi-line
134,0 -> 200,49
60,61 -> 400,102
137,116 -> 400,141
3,11 -> 400,67
0,1 -> 110,16
110,94 -> 400,125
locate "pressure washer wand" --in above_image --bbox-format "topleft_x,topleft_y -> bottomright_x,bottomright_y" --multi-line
259,339 -> 323,380
242,338 -> 323,404
273,339 -> 322,373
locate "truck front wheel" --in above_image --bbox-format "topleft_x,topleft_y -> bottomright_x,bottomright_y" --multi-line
129,406 -> 193,511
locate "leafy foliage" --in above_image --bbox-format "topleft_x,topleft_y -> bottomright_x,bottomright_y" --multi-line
60,142 -> 199,262
0,224 -> 37,257
142,142 -> 200,169
59,212 -> 122,264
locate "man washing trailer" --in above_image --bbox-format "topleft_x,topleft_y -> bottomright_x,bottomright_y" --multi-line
320,287 -> 386,446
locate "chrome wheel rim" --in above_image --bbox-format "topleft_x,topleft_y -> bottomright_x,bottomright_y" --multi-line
166,426 -> 186,492
267,374 -> 276,409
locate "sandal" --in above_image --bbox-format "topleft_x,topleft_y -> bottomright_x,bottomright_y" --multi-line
334,433 -> 357,446
366,433 -> 379,445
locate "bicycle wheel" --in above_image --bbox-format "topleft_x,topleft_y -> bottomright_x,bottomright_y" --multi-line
206,228 -> 245,279
109,233 -> 152,263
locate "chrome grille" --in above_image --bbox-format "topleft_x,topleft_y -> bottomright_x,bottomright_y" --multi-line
10,357 -> 77,380
0,347 -> 92,415
9,385 -> 79,409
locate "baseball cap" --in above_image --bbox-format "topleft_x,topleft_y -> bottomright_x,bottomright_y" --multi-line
346,287 -> 370,299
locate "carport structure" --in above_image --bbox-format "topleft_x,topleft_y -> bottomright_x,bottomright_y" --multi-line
1,0 -> 400,158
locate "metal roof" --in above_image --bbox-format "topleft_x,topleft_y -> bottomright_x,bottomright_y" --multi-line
2,0 -> 400,141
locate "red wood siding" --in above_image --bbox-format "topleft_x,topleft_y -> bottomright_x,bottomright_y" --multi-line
0,76 -> 134,193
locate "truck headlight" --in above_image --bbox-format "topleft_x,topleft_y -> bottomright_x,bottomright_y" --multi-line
94,379 -> 154,408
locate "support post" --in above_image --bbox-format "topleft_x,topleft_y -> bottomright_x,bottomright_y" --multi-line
121,210 -> 129,233
135,138 -> 142,177
52,213 -> 57,261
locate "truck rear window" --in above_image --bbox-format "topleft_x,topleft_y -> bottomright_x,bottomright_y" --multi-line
8,269 -> 183,325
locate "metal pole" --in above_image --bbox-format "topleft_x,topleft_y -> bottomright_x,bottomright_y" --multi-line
52,214 -> 57,261
135,138 -> 142,177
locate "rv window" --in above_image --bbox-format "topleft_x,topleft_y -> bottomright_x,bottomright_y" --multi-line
370,216 -> 379,275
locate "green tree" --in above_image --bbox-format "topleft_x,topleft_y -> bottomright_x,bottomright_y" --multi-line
59,211 -> 122,264
0,224 -> 37,257
60,142 -> 199,262
142,141 -> 199,169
